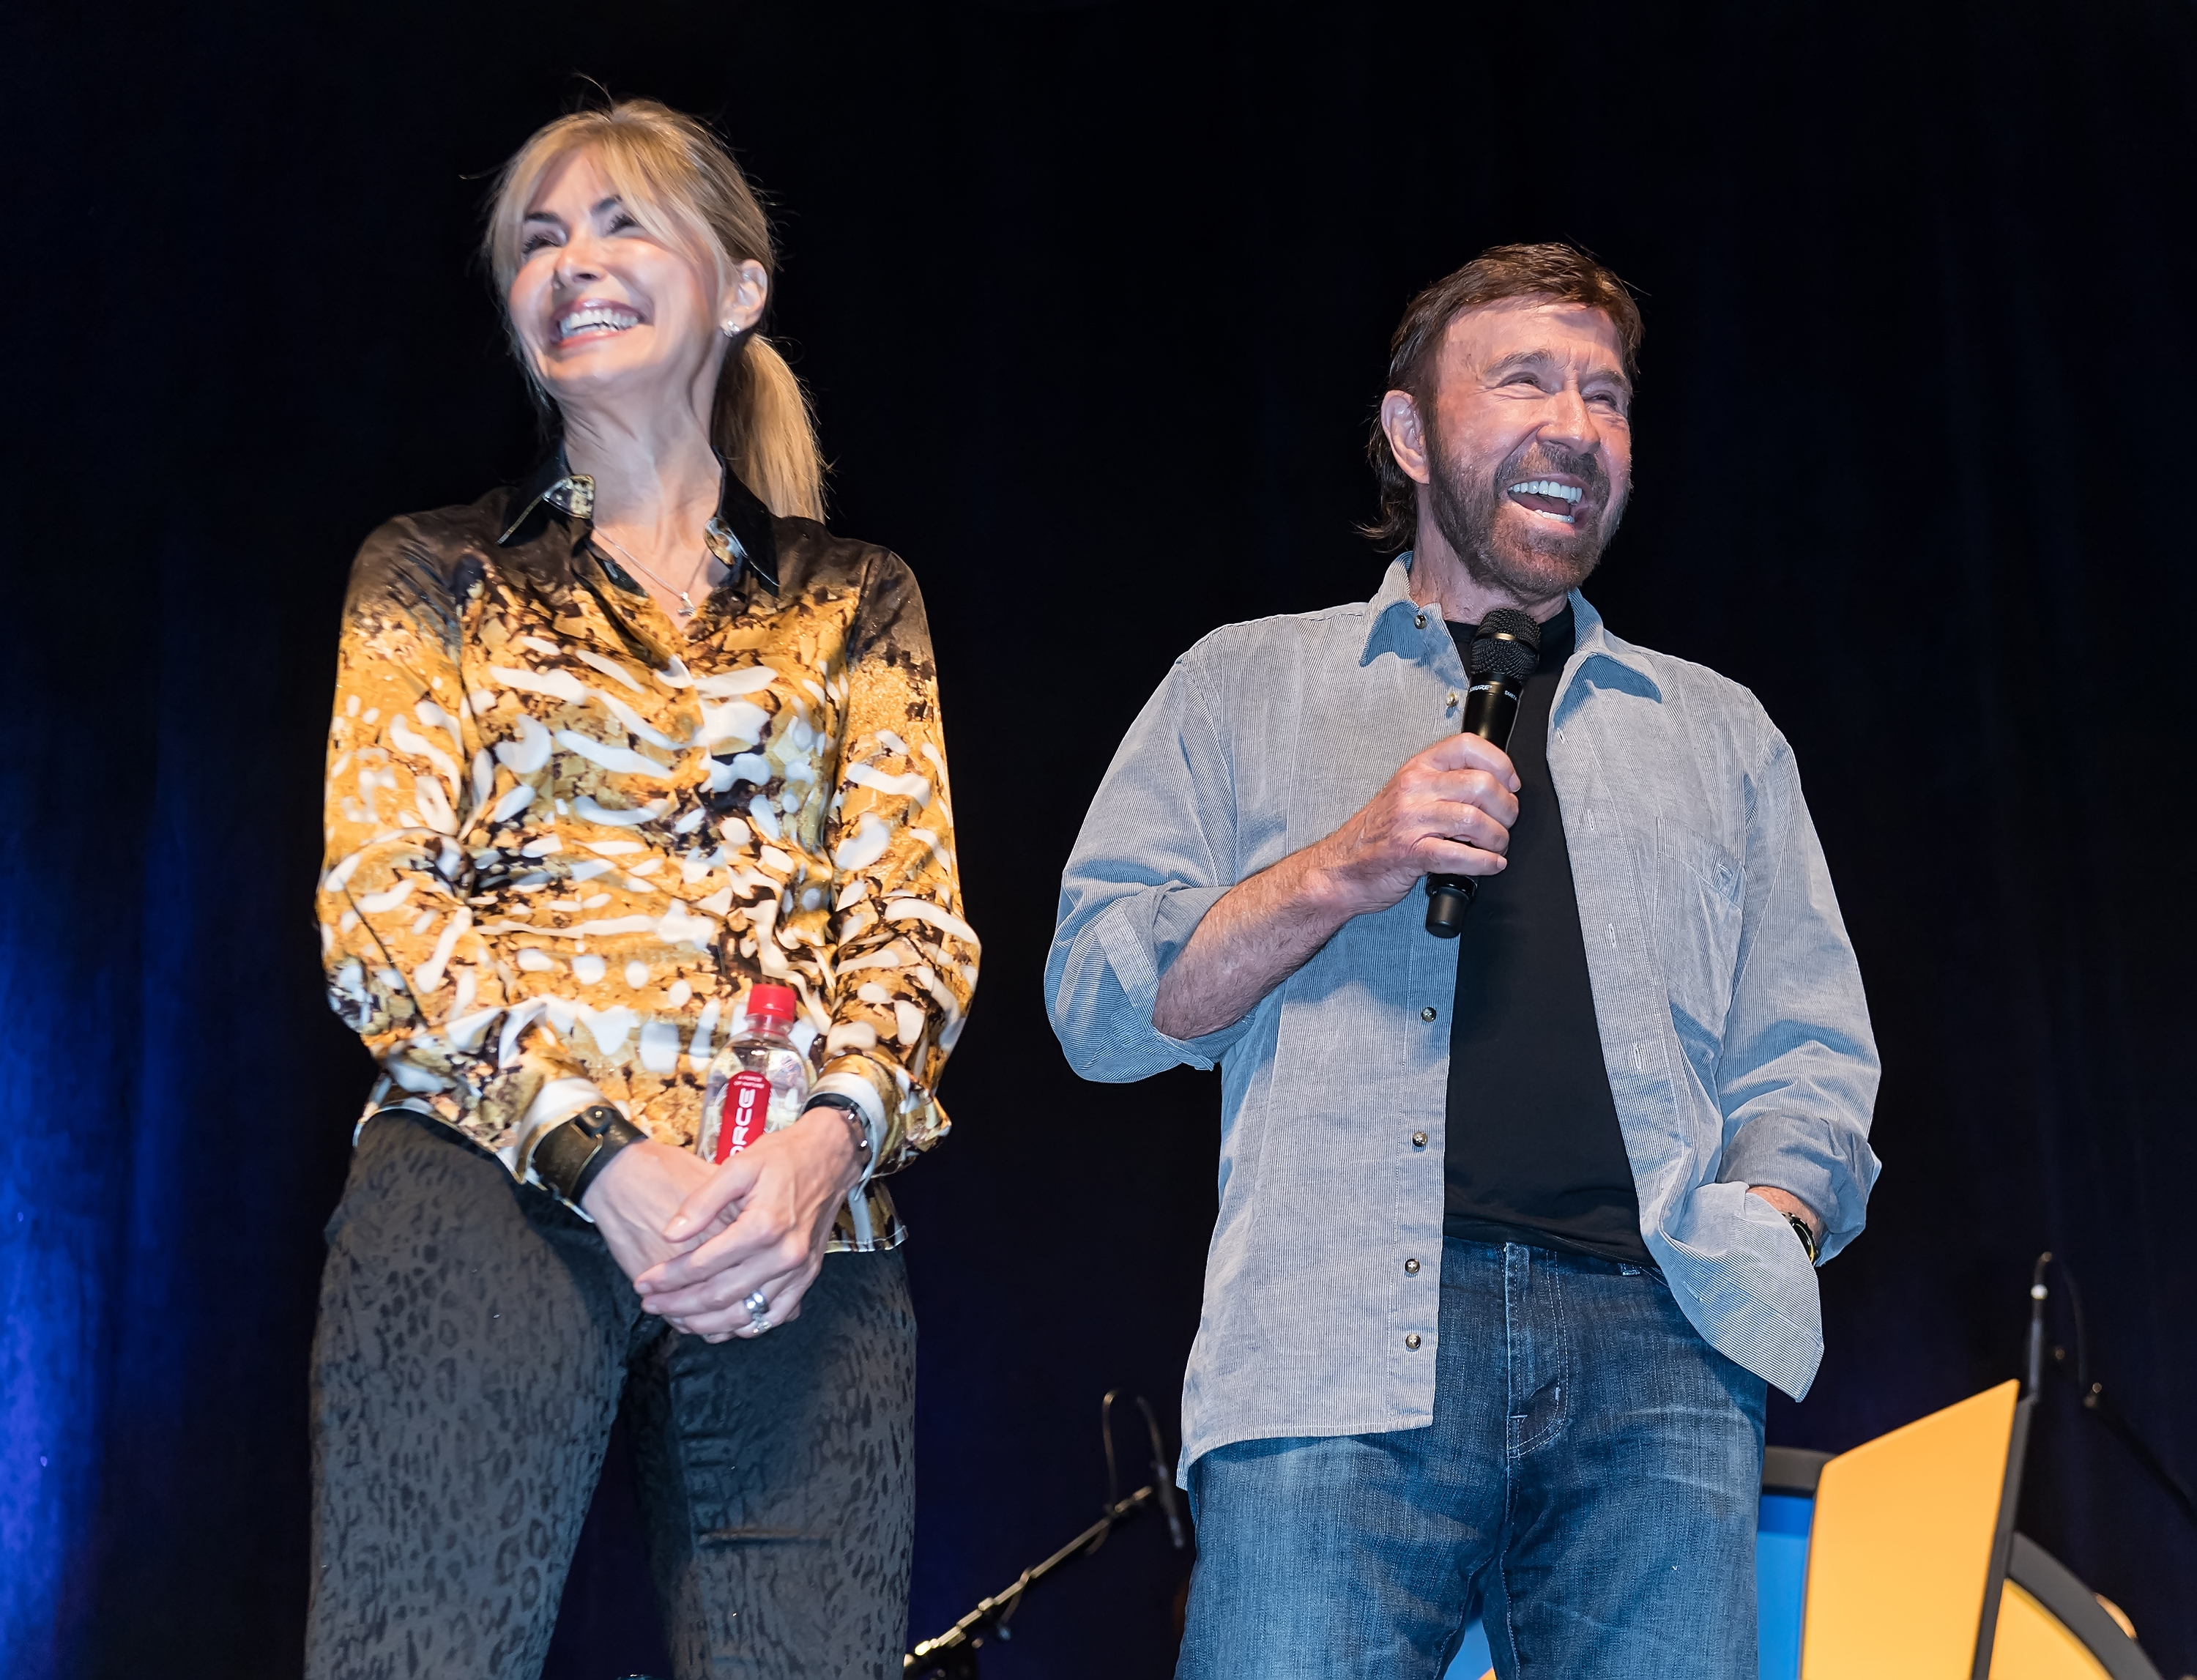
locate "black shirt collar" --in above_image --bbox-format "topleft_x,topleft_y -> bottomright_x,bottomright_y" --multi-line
1449,602 -> 1577,673
496,442 -> 781,594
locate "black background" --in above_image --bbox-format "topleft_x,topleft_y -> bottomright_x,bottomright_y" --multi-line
7,2 -> 2195,1676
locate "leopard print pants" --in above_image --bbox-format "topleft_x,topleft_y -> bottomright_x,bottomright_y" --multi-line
306,1111 -> 916,1679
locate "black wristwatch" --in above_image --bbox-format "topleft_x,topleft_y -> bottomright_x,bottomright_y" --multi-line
530,1104 -> 647,1210
1785,1211 -> 1819,1265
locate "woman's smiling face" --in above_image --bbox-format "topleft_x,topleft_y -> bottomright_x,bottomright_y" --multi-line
508,146 -> 761,423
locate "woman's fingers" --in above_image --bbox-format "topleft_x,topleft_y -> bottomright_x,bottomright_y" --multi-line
644,1126 -> 852,1337
690,1259 -> 817,1341
683,1261 -> 808,1342
638,1202 -> 789,1295
641,1223 -> 811,1316
661,1152 -> 762,1241
712,1295 -> 805,1343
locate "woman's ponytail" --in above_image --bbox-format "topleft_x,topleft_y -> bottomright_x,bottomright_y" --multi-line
715,332 -> 825,522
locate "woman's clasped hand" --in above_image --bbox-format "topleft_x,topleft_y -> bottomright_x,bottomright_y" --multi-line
584,1109 -> 866,1341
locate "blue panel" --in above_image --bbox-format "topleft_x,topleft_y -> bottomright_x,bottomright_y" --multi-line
1443,1618 -> 1492,1679
1756,1493 -> 1813,1680
1758,1490 -> 1815,1536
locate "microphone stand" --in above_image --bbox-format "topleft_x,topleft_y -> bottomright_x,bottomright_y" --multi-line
2025,1250 -> 2051,1400
904,1392 -> 1189,1679
2028,1250 -> 2197,1530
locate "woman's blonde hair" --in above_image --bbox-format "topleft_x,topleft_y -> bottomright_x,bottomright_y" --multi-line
484,100 -> 825,521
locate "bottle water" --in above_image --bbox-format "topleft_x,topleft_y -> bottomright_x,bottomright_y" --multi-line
699,984 -> 811,1164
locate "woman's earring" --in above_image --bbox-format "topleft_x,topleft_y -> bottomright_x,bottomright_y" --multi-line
721,320 -> 739,337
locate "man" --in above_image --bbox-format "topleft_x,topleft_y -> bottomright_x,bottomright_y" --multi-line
1046,244 -> 1880,1679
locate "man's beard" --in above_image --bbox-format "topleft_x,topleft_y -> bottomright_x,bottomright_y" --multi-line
1424,434 -> 1624,603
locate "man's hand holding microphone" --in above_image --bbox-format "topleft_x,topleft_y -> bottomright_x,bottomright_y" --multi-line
1150,706 -> 1520,1042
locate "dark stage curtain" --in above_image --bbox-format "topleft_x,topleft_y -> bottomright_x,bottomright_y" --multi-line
5,3 -> 2193,1676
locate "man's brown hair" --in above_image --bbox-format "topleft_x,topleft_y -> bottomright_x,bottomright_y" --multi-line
1364,242 -> 1643,554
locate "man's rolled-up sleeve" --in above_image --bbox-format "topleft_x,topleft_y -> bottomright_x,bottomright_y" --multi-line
1047,655 -> 1252,1082
1714,729 -> 1884,1260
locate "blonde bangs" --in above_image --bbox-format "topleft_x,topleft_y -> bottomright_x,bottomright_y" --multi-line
488,112 -> 720,292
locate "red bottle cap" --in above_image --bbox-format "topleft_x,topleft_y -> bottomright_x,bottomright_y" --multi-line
745,984 -> 799,1025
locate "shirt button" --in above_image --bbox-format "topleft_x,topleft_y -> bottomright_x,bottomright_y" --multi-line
1404,1257 -> 1421,1275
1411,1131 -> 1428,1149
1414,612 -> 1427,628
1420,1006 -> 1437,1022
1446,692 -> 1460,711
1405,1333 -> 1424,1350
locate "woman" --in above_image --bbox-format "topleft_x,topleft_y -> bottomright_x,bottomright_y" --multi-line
308,100 -> 977,1679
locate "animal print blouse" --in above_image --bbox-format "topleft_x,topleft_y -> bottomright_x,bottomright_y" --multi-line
316,453 -> 976,1249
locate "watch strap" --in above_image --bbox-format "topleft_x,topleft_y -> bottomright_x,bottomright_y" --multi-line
801,1092 -> 874,1166
1785,1211 -> 1819,1265
808,1068 -> 888,1183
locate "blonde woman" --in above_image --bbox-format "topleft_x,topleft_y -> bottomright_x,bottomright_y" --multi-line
307,101 -> 976,1678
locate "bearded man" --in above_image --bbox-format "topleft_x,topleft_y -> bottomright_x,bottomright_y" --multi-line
1047,245 -> 1881,1679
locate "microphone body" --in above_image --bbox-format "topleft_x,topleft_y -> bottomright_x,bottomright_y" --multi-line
1424,609 -> 1542,938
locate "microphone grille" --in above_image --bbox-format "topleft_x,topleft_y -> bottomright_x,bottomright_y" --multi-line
1468,608 -> 1542,685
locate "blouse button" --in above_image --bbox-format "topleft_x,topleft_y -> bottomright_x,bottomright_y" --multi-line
1411,1131 -> 1428,1149
1405,1333 -> 1424,1350
1404,1257 -> 1421,1275
1420,1006 -> 1437,1022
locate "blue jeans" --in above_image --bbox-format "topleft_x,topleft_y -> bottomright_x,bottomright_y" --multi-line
1176,1238 -> 1766,1680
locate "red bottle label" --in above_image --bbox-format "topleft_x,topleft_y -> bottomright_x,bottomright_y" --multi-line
716,1070 -> 772,1163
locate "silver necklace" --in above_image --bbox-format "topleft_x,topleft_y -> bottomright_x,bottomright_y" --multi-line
595,529 -> 710,618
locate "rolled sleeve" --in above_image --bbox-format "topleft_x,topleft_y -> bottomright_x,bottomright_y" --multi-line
1048,658 -> 1249,1081
814,552 -> 976,1175
1713,732 -> 1882,1260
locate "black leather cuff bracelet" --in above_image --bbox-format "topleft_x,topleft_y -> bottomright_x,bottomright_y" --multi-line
530,1104 -> 647,1209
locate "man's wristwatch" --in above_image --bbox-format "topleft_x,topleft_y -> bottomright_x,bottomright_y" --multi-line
1785,1211 -> 1819,1265
530,1104 -> 648,1209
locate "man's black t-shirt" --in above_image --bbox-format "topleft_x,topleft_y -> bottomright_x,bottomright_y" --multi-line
1443,606 -> 1651,1264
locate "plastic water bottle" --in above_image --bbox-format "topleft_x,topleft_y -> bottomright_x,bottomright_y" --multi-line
698,984 -> 811,1164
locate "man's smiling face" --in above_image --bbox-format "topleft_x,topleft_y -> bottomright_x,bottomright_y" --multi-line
1420,297 -> 1634,604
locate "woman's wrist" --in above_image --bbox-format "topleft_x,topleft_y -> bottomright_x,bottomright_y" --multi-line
806,1068 -> 889,1177
792,1103 -> 867,1195
579,1137 -> 688,1219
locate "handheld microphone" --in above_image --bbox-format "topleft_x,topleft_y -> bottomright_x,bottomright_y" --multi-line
1424,607 -> 1542,938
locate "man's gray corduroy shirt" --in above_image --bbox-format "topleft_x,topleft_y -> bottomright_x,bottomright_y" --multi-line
1046,559 -> 1881,1478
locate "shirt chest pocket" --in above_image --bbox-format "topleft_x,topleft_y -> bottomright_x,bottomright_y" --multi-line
1651,817 -> 1745,1062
